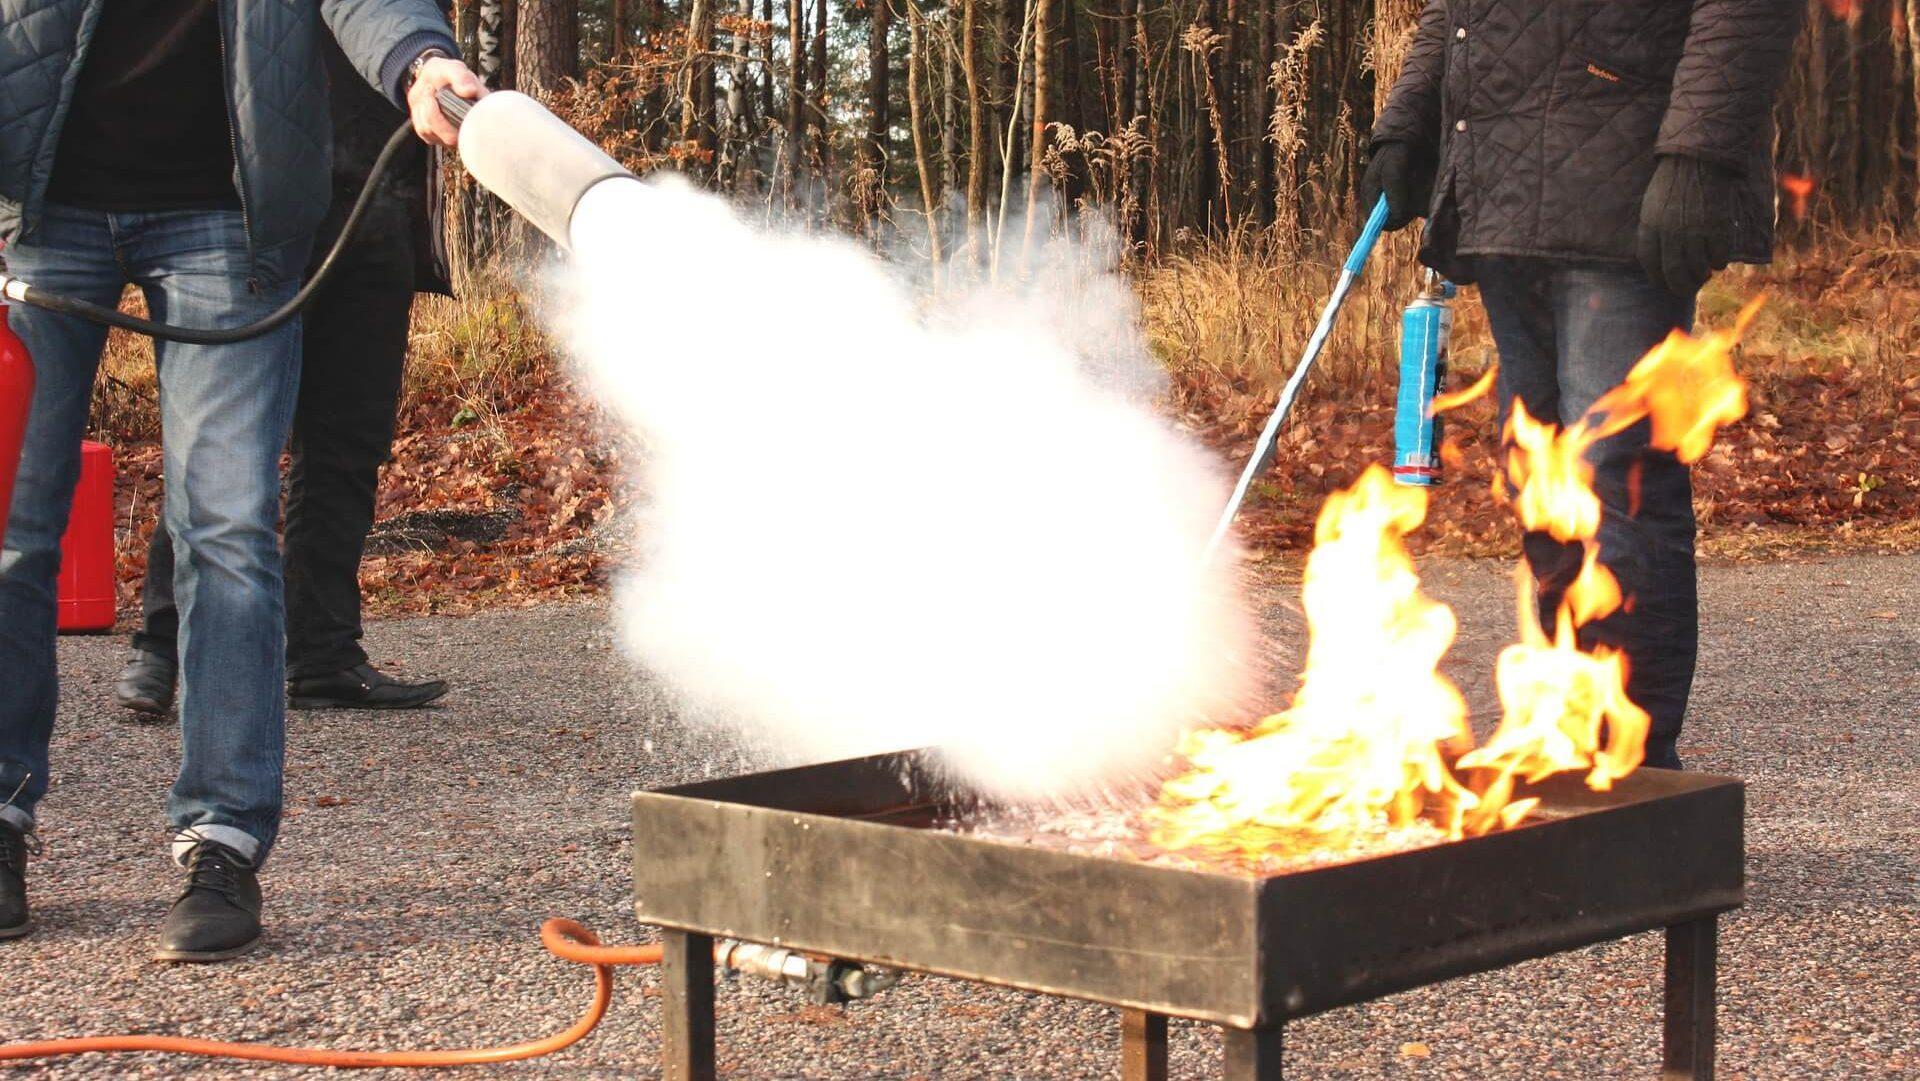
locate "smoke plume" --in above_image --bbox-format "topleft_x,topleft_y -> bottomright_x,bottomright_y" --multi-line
560,176 -> 1252,803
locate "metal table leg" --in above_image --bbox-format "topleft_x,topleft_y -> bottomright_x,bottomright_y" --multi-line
662,931 -> 717,1081
1222,1024 -> 1283,1080
1122,1009 -> 1168,1081
1662,915 -> 1717,1080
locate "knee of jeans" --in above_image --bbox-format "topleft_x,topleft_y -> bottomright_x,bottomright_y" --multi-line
166,502 -> 281,593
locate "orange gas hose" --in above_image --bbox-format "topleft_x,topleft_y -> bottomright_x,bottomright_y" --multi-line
0,918 -> 662,1068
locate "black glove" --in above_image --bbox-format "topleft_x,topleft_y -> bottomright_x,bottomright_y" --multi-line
1359,141 -> 1435,232
1636,154 -> 1738,297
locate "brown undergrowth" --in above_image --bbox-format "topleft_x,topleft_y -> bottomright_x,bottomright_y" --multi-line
81,232 -> 1920,621
1150,232 -> 1920,562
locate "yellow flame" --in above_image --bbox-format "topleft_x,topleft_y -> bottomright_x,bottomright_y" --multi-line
1461,298 -> 1756,796
1150,301 -> 1759,864
1147,467 -> 1477,857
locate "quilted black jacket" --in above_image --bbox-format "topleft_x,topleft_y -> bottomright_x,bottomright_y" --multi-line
1372,0 -> 1803,283
0,0 -> 456,261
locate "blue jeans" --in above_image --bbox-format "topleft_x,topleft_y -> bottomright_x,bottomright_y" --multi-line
1474,259 -> 1696,770
0,204 -> 306,863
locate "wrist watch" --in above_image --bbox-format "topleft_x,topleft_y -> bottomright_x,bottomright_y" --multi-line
407,48 -> 451,92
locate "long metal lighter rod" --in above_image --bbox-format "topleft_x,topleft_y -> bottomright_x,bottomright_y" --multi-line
1203,195 -> 1392,560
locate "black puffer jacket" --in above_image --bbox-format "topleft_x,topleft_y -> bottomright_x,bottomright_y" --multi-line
1372,0 -> 1802,283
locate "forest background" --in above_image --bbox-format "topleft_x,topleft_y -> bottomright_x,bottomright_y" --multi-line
88,0 -> 1920,614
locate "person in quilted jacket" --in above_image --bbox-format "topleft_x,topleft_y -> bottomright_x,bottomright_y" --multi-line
0,0 -> 483,962
1361,1 -> 1802,770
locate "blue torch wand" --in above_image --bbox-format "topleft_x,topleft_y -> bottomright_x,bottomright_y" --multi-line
1203,195 -> 1393,560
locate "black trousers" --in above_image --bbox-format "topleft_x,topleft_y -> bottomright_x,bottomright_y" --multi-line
135,203 -> 416,680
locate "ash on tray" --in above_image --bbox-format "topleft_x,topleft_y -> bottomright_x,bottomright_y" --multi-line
948,806 -> 1456,877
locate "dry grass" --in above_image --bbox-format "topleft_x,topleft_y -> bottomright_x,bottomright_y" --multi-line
1140,227 -> 1918,432
92,293 -> 160,442
1139,228 -> 1493,435
1138,227 -> 1920,559
400,280 -> 551,451
1704,229 -> 1920,413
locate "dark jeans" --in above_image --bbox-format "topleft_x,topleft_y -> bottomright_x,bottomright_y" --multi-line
1473,258 -> 1697,770
137,203 -> 415,681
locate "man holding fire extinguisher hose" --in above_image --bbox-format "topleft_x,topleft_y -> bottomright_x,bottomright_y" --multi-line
0,0 -> 485,960
1360,0 -> 1802,771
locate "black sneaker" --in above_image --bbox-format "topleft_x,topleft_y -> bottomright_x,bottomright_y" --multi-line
155,841 -> 262,962
112,650 -> 177,719
0,820 -> 32,940
288,663 -> 449,711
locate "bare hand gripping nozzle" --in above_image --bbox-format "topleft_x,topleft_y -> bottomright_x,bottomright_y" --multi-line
0,90 -> 641,344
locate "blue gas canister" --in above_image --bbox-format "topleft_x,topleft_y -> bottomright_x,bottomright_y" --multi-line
1392,274 -> 1455,486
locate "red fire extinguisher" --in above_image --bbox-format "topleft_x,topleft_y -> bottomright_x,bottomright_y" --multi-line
0,299 -> 33,555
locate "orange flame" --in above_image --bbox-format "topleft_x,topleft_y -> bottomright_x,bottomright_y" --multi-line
1456,299 -> 1757,797
1151,303 -> 1760,862
1780,173 -> 1816,222
1431,364 -> 1498,414
1147,467 -> 1478,857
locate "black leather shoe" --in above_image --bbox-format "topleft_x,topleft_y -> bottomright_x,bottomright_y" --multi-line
288,663 -> 449,711
0,819 -> 33,940
112,650 -> 177,718
155,841 -> 262,962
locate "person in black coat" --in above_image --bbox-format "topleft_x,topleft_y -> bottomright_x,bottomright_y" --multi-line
1361,0 -> 1802,768
115,34 -> 454,715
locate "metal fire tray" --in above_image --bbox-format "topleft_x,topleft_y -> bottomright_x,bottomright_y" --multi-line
632,750 -> 1742,1079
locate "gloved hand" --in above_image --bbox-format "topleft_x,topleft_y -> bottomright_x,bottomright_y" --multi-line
1636,154 -> 1738,297
1359,141 -> 1436,231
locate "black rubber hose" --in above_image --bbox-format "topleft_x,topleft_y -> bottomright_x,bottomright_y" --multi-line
7,113 -> 436,345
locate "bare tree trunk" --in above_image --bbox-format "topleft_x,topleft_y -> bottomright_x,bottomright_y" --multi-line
1061,0 -> 1084,134
941,21 -> 959,207
761,0 -> 776,119
611,0 -> 629,55
1092,0 -> 1118,133
457,0 -> 480,62
1910,0 -> 1920,210
908,1 -> 946,280
784,0 -> 807,202
1220,0 -> 1239,222
1841,2 -> 1862,212
478,0 -> 516,88
723,0 -> 757,191
812,0 -> 830,181
515,0 -> 577,99
1133,0 -> 1156,252
1022,0 -> 1052,258
681,0 -> 715,160
1060,0 -> 1087,218
1253,0 -> 1275,224
994,0 -> 1016,180
640,0 -> 667,150
992,0 -> 1034,272
963,0 -> 989,261
451,0 -> 485,290
866,0 -> 893,232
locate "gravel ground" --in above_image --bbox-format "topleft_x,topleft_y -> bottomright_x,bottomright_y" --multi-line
0,555 -> 1914,1079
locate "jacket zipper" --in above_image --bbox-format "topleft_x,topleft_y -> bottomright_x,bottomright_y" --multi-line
213,0 -> 261,292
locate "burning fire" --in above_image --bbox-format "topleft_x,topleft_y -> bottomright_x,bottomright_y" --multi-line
1149,301 -> 1761,862
1148,467 -> 1476,858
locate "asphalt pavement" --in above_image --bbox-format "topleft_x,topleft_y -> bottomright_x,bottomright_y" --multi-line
0,554 -> 1913,1079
